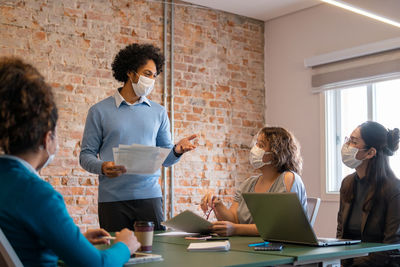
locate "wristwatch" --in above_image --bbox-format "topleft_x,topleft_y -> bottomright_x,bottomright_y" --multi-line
173,144 -> 183,157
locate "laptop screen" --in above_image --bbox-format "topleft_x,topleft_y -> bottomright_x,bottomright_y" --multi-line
243,193 -> 319,245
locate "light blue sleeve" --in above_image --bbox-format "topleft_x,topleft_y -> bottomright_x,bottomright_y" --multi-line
290,174 -> 308,212
79,107 -> 104,175
23,181 -> 130,267
156,108 -> 181,167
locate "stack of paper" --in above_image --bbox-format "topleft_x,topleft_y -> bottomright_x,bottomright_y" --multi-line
187,241 -> 230,252
113,144 -> 171,174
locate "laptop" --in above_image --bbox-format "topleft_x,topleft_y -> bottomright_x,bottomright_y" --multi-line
243,193 -> 361,246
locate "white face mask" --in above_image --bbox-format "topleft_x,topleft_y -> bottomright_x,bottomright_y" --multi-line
249,145 -> 272,169
131,74 -> 155,97
341,143 -> 365,169
42,151 -> 56,169
40,136 -> 58,170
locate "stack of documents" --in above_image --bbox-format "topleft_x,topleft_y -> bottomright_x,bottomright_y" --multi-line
187,241 -> 230,252
113,144 -> 171,174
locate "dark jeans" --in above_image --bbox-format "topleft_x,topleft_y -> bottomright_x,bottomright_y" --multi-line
98,197 -> 165,232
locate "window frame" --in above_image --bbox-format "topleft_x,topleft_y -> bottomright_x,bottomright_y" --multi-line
321,83 -> 377,201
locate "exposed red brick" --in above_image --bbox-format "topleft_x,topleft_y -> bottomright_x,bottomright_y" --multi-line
1,0 -> 264,227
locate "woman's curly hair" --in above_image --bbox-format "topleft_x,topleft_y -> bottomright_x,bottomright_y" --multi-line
259,127 -> 303,175
111,43 -> 165,83
0,57 -> 58,155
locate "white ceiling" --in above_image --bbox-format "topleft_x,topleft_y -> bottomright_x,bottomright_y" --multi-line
182,0 -> 321,21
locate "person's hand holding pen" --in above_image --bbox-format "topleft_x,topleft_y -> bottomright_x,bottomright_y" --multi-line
200,193 -> 222,218
84,228 -> 113,245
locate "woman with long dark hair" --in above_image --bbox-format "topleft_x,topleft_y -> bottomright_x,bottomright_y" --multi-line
337,121 -> 400,266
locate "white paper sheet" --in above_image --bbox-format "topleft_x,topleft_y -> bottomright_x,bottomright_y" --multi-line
113,144 -> 171,174
155,231 -> 199,236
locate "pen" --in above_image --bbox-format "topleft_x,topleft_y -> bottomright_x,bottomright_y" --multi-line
206,238 -> 229,241
102,236 -> 116,240
248,241 -> 269,247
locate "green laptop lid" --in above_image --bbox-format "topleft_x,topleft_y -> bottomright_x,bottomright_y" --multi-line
243,193 -> 318,245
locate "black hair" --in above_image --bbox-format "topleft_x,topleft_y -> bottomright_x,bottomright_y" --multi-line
343,121 -> 399,210
111,43 -> 165,83
0,57 -> 58,155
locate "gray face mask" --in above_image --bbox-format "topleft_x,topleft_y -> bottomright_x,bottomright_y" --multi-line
341,143 -> 365,169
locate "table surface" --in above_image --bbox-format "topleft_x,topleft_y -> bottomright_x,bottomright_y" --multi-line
151,234 -> 400,266
95,232 -> 400,266
128,240 -> 293,267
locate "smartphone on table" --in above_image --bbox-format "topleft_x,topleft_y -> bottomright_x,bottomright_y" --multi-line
254,243 -> 284,251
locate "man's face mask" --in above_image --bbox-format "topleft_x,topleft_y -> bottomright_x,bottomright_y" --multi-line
131,74 -> 155,97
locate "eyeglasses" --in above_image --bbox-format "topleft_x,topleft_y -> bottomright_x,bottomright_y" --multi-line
344,136 -> 358,146
344,136 -> 368,150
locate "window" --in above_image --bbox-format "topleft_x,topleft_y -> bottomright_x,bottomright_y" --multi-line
325,78 -> 400,193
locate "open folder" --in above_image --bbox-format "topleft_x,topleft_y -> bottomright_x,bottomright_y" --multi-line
162,210 -> 212,234
113,144 -> 171,175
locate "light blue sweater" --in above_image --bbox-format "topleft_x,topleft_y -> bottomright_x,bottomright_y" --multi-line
80,94 -> 180,202
0,156 -> 130,266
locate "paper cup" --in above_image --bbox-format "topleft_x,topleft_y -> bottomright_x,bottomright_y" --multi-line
134,221 -> 154,252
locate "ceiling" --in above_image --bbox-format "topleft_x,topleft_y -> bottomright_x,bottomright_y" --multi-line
182,0 -> 400,22
182,0 -> 321,21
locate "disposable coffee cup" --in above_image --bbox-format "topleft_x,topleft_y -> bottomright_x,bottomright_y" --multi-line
134,221 -> 154,252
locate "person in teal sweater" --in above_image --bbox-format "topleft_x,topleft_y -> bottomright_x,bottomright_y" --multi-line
0,57 -> 140,266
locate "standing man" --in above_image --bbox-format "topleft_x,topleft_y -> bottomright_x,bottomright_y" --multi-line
80,43 -> 197,231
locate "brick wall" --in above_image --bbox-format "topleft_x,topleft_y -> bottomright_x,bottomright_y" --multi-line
0,0 -> 264,230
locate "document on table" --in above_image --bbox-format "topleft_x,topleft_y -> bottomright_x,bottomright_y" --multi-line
155,231 -> 199,237
113,144 -> 171,174
161,210 -> 213,234
187,241 -> 230,252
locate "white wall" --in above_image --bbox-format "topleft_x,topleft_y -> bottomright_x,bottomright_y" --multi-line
264,3 -> 400,236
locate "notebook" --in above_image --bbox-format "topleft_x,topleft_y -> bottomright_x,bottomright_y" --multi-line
243,193 -> 361,247
161,210 -> 212,234
187,241 -> 230,252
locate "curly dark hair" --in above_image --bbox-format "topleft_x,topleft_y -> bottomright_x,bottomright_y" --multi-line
259,127 -> 303,175
111,43 -> 165,83
0,57 -> 58,155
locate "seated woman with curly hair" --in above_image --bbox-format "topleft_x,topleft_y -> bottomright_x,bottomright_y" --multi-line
200,126 -> 307,236
0,57 -> 140,266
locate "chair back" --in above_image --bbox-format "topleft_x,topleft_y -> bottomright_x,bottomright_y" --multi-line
0,227 -> 23,267
306,197 -> 321,227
